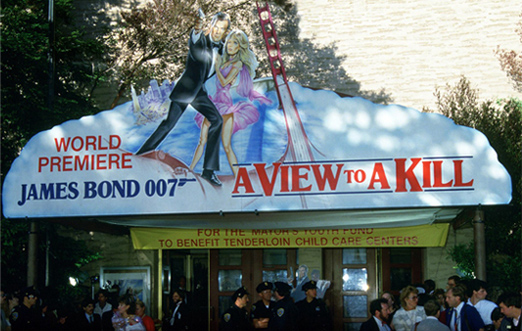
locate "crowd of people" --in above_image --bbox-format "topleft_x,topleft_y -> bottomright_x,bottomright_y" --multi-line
365,276 -> 520,331
0,288 -> 157,331
1,275 -> 520,331
217,276 -> 520,331
219,280 -> 331,331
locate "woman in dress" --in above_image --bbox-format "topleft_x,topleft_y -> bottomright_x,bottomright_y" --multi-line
111,294 -> 145,331
391,285 -> 427,331
190,29 -> 271,176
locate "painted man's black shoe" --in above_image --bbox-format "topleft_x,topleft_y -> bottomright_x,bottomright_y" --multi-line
201,170 -> 222,186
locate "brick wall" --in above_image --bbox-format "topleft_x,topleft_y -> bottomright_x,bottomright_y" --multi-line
425,226 -> 474,289
74,0 -> 521,110
291,0 -> 522,110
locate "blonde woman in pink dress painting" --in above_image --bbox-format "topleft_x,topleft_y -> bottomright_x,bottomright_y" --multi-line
190,29 -> 271,176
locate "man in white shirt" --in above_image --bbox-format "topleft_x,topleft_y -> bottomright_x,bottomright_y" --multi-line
467,279 -> 497,326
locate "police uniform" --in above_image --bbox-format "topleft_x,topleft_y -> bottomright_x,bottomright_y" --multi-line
268,282 -> 298,331
296,281 -> 332,331
219,287 -> 253,331
251,282 -> 274,328
10,287 -> 39,331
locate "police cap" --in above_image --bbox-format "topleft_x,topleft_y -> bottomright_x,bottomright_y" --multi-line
232,286 -> 249,301
302,280 -> 318,292
23,286 -> 38,298
274,282 -> 292,296
256,282 -> 273,293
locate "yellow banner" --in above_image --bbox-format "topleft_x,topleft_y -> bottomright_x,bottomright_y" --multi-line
131,224 -> 449,249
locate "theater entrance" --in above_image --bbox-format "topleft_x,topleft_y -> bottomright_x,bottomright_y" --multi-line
161,247 -> 423,330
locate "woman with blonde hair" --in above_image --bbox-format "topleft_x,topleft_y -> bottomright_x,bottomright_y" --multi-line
135,299 -> 155,331
191,29 -> 271,176
391,285 -> 427,331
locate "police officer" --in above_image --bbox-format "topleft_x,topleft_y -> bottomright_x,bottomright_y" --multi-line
268,282 -> 298,331
295,280 -> 332,331
251,282 -> 274,329
219,286 -> 253,331
9,286 -> 39,331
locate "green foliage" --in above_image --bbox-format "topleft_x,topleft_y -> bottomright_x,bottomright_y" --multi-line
447,243 -> 475,280
427,77 -> 522,291
0,220 -> 102,296
0,219 -> 31,291
1,0 -> 109,178
1,0 -> 107,295
105,0 -> 259,108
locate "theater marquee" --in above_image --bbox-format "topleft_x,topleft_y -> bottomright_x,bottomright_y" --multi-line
2,80 -> 512,219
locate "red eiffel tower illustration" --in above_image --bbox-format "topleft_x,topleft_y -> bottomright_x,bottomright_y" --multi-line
256,2 -> 315,164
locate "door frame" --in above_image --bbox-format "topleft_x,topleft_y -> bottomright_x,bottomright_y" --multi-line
324,248 -> 378,330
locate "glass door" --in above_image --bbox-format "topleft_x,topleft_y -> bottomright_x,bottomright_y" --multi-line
382,248 -> 423,295
324,248 -> 377,331
209,249 -> 297,331
209,249 -> 253,331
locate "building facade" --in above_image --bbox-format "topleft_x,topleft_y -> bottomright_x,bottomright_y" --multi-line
4,0 -> 519,330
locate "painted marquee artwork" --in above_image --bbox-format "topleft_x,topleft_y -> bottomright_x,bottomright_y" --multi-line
2,6 -> 512,219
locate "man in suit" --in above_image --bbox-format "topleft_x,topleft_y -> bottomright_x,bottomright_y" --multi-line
497,292 -> 521,331
163,289 -> 191,331
444,284 -> 485,331
176,276 -> 192,306
360,298 -> 391,331
415,299 -> 450,331
136,12 -> 230,186
76,298 -> 102,331
290,265 -> 309,303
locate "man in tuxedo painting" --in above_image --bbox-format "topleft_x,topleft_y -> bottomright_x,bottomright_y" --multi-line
136,12 -> 230,186
360,298 -> 391,331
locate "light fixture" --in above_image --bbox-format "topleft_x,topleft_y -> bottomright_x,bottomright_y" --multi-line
69,277 -> 78,286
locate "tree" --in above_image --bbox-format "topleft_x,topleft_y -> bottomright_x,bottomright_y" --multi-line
103,0 -> 387,109
1,0 -> 107,296
0,219 -> 102,304
496,12 -> 522,93
1,0 -> 109,178
106,0 -> 273,108
424,77 -> 521,291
